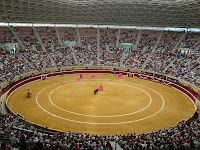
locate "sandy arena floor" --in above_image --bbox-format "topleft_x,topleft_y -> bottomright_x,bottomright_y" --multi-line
7,74 -> 195,135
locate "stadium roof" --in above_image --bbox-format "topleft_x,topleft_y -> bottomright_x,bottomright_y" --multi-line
0,0 -> 200,28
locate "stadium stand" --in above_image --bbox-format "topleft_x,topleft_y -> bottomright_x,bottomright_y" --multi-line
0,0 -> 200,149
0,111 -> 199,149
100,28 -> 117,49
0,25 -> 200,149
0,26 -> 199,87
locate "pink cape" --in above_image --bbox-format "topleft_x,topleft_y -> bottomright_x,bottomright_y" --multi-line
98,86 -> 103,91
118,73 -> 123,78
91,75 -> 96,78
76,78 -> 81,82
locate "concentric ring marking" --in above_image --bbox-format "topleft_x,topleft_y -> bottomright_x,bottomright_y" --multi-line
49,81 -> 152,117
36,79 -> 165,124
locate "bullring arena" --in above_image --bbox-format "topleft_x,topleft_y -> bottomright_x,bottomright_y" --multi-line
0,0 -> 200,149
6,70 -> 196,135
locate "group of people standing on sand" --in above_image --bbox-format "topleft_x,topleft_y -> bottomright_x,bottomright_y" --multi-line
76,74 -> 96,82
27,74 -> 104,98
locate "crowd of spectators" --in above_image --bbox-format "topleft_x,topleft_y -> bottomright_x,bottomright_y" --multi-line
75,48 -> 97,66
14,27 -> 40,50
162,31 -> 200,79
183,65 -> 200,88
178,32 -> 200,51
156,31 -> 183,54
0,112 -> 114,150
21,49 -> 55,70
144,53 -> 176,72
100,28 -> 117,49
0,26 -> 199,87
137,30 -> 160,53
36,27 -> 60,51
14,27 -> 56,69
122,30 -> 160,69
0,27 -> 17,44
48,48 -> 75,67
123,51 -> 148,69
117,118 -> 200,150
80,28 -> 97,50
100,48 -> 122,66
119,29 -> 137,45
164,56 -> 198,77
0,26 -> 200,149
0,51 -> 15,83
0,50 -> 35,83
0,111 -> 199,149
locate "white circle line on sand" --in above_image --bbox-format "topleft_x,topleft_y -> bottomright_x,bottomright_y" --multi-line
36,79 -> 165,124
48,81 -> 152,117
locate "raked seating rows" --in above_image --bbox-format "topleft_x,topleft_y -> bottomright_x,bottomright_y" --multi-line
0,26 -> 199,88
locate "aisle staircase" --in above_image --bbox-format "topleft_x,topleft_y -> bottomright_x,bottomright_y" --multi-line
135,29 -> 142,49
191,44 -> 200,55
182,44 -> 200,77
32,27 -> 47,52
172,32 -> 187,53
150,30 -> 164,54
20,53 -> 36,69
162,58 -> 177,73
141,30 -> 164,68
54,27 -> 64,47
9,26 -> 36,69
76,28 -> 81,47
97,28 -> 100,64
32,27 -> 57,67
183,64 -> 199,78
9,26 -> 26,49
116,28 -> 121,48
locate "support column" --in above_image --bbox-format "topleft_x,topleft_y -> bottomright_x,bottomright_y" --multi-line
116,28 -> 120,48
71,50 -> 78,65
151,30 -> 164,54
119,52 -> 126,66
76,28 -> 81,47
97,28 -> 100,51
135,29 -> 142,49
97,28 -> 100,64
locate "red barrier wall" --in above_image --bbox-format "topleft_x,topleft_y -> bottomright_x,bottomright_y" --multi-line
3,70 -> 199,134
